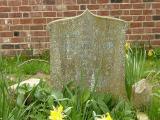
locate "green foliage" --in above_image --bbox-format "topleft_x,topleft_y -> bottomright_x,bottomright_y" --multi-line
0,76 -> 137,120
125,46 -> 146,100
0,55 -> 50,76
18,59 -> 49,75
147,90 -> 160,120
111,100 -> 137,120
153,47 -> 160,59
0,59 -> 34,120
50,81 -> 137,120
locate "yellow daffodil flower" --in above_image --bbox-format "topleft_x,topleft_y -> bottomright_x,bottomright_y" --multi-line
148,49 -> 154,57
49,105 -> 64,120
125,42 -> 130,50
97,112 -> 113,120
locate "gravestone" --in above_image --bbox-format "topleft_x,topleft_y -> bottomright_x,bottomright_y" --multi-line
47,9 -> 128,96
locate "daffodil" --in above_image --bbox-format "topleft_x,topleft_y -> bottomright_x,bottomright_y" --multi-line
125,42 -> 130,50
97,112 -> 113,120
148,49 -> 154,57
49,105 -> 64,120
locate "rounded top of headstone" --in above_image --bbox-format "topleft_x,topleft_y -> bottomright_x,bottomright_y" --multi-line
46,9 -> 127,31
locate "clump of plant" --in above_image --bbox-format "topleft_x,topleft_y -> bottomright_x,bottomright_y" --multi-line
147,89 -> 160,120
0,57 -> 34,120
125,42 -> 146,100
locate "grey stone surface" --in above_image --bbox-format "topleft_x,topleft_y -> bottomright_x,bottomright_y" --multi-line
132,79 -> 152,107
10,78 -> 40,90
137,112 -> 149,120
47,9 -> 127,96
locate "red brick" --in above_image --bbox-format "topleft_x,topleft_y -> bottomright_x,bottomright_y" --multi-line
56,0 -> 62,4
31,31 -> 47,36
43,12 -> 56,17
87,5 -> 99,10
143,22 -> 155,27
0,1 -> 7,6
0,7 -> 11,12
32,6 -> 43,11
8,0 -> 21,6
123,10 -> 130,15
145,28 -> 152,33
120,16 -> 132,21
152,3 -> 160,9
132,28 -> 144,34
77,0 -> 89,4
132,16 -> 145,21
19,6 -> 31,11
129,35 -> 142,40
90,0 -> 97,4
10,25 -> 23,30
126,29 -> 131,34
110,10 -> 122,16
67,5 -> 79,10
132,4 -> 145,9
31,37 -> 49,42
1,32 -> 13,37
30,12 -> 42,17
19,31 -> 27,37
145,3 -> 152,9
142,34 -> 154,40
57,12 -> 63,17
0,25 -> 9,31
130,10 -> 142,15
22,0 -> 29,5
77,11 -> 84,15
19,44 -> 29,49
143,10 -> 153,15
33,18 -> 46,24
97,0 -> 109,3
130,22 -> 142,28
151,40 -> 160,45
63,0 -> 76,4
9,13 -> 22,18
12,7 -> 19,12
0,13 -> 8,18
156,22 -> 160,27
152,28 -> 160,33
120,4 -> 132,9
29,0 -> 42,5
108,4 -> 120,9
11,38 -> 24,43
30,25 -> 44,30
23,13 -> 30,17
2,44 -> 14,49
12,19 -> 20,24
42,6 -> 53,11
156,9 -> 160,15
97,11 -> 109,16
146,16 -> 152,21
0,20 -> 5,25
43,0 -> 55,5
130,0 -> 142,3
63,11 -> 76,17
20,19 -> 32,24
23,25 -> 30,30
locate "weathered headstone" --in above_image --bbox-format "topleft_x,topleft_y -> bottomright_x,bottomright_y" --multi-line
47,10 -> 128,96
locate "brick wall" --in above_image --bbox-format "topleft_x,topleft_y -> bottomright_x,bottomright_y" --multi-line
0,0 -> 160,56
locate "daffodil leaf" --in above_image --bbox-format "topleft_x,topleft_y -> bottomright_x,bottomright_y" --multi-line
64,107 -> 72,115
